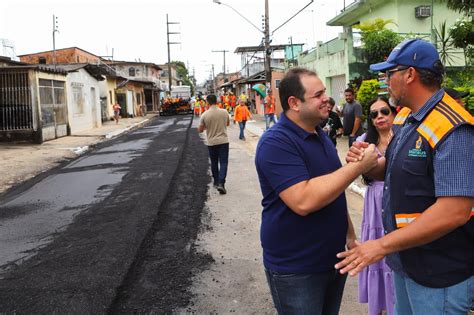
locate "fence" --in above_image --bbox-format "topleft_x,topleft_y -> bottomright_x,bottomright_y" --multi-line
0,70 -> 33,131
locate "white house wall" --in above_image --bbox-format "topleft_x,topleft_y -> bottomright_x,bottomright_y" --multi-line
98,78 -> 117,120
66,69 -> 102,134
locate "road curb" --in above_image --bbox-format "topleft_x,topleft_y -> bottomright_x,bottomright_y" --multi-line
105,118 -> 151,139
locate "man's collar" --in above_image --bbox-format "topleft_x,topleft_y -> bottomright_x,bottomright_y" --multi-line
279,112 -> 317,140
411,89 -> 444,122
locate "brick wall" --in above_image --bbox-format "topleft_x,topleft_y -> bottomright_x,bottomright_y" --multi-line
19,48 -> 100,64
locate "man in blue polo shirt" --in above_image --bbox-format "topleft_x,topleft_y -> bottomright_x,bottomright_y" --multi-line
255,67 -> 378,314
336,39 -> 473,313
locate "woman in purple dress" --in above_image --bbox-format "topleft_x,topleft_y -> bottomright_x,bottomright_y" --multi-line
356,96 -> 396,315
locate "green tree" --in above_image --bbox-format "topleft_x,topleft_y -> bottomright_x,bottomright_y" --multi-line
448,18 -> 474,66
356,79 -> 380,115
354,19 -> 403,66
354,18 -> 396,33
171,60 -> 195,94
446,0 -> 473,14
434,21 -> 458,66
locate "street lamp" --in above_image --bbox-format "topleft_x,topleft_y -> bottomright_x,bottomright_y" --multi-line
213,0 -> 271,88
52,14 -> 59,70
213,0 -> 314,89
212,0 -> 263,34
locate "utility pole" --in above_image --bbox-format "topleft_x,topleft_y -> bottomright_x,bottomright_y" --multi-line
289,36 -> 297,67
211,64 -> 215,93
214,0 -> 312,90
166,14 -> 180,95
52,15 -> 59,70
212,50 -> 229,84
264,0 -> 271,89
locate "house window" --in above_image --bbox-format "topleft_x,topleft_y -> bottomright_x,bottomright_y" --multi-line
129,68 -> 136,76
275,80 -> 281,89
71,84 -> 85,114
109,91 -> 113,104
39,79 -> 66,126
77,56 -> 80,62
38,57 -> 47,64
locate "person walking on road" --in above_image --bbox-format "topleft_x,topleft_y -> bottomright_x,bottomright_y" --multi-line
356,96 -> 396,315
255,67 -> 378,314
338,88 -> 363,147
198,94 -> 230,195
264,90 -> 278,130
112,102 -> 121,124
336,39 -> 474,314
233,99 -> 252,140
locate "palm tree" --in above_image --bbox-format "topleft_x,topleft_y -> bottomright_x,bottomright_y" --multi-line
434,21 -> 458,66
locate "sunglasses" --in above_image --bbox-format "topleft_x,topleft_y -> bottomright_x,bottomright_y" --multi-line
385,66 -> 409,80
369,107 -> 391,119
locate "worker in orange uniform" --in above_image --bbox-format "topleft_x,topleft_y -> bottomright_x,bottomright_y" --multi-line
229,92 -> 237,114
264,89 -> 278,130
234,99 -> 252,140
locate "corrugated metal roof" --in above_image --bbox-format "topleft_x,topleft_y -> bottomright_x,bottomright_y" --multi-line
0,65 -> 67,75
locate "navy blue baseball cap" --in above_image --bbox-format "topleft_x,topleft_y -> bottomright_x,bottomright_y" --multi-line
370,39 -> 442,74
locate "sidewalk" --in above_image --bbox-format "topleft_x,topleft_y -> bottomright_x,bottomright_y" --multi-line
185,116 -> 367,314
0,114 -> 156,195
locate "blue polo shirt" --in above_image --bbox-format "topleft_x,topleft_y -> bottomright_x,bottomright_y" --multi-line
255,113 -> 348,274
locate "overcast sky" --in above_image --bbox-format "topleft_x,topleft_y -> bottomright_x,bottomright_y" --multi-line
0,0 -> 349,83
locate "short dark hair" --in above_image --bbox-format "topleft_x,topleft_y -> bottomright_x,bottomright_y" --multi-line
279,67 -> 317,112
416,60 -> 445,89
344,88 -> 355,95
328,97 -> 335,106
206,94 -> 217,105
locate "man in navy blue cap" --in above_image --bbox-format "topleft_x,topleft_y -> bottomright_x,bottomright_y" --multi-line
335,39 -> 474,313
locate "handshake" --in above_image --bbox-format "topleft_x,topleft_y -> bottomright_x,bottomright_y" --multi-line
346,142 -> 380,175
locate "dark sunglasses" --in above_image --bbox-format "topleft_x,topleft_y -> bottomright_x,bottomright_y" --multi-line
385,66 -> 409,80
369,107 -> 391,119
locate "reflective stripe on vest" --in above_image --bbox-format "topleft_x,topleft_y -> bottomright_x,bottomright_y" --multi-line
393,107 -> 411,125
396,210 -> 474,228
417,94 -> 473,148
395,213 -> 421,228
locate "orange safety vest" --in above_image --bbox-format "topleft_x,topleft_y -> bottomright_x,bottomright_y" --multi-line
234,105 -> 251,122
264,95 -> 275,114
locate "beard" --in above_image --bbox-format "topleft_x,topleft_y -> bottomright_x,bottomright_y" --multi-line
388,87 -> 405,108
388,96 -> 399,107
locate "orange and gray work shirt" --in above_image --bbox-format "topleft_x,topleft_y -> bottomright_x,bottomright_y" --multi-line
264,95 -> 275,114
234,105 -> 252,122
199,106 -> 230,146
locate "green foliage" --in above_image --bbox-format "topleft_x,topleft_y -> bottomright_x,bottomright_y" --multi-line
444,66 -> 474,115
446,0 -> 473,14
434,21 -> 458,66
171,60 -> 195,94
466,88 -> 474,115
356,79 -> 380,114
354,18 -> 397,33
450,87 -> 474,115
353,19 -> 403,66
449,18 -> 474,65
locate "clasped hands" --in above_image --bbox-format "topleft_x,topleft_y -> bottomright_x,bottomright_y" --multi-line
335,141 -> 387,277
